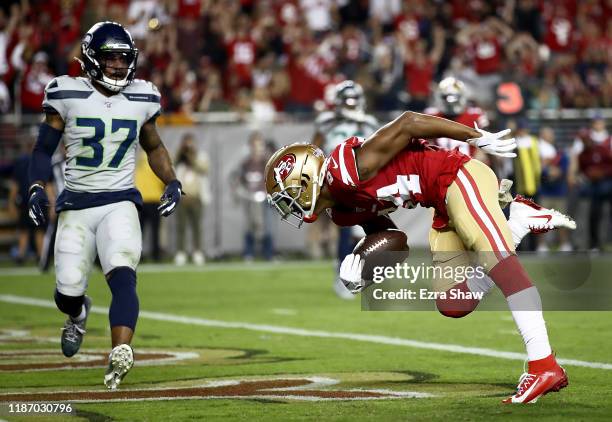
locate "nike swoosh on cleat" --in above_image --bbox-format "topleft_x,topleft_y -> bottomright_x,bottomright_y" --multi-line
529,215 -> 552,224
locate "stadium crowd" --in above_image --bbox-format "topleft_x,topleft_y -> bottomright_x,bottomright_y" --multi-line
0,0 -> 611,116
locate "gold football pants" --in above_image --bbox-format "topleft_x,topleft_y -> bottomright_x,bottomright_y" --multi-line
429,159 -> 516,292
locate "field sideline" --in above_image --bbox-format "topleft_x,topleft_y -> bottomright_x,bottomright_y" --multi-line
0,260 -> 611,421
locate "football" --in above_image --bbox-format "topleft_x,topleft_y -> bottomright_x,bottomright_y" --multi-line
353,229 -> 409,282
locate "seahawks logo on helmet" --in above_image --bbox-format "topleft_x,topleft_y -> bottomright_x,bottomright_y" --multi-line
79,21 -> 139,93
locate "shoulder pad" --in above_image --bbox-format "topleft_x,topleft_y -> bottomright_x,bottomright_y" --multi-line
125,79 -> 159,94
122,79 -> 162,103
45,76 -> 92,94
315,111 -> 336,125
466,106 -> 484,115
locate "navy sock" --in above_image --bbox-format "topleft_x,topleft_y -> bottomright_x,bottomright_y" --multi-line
54,290 -> 84,319
106,267 -> 139,331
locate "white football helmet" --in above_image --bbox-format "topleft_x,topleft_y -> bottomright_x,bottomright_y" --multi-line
438,77 -> 467,116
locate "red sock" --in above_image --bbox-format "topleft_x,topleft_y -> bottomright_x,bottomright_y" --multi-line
528,353 -> 558,373
488,255 -> 533,297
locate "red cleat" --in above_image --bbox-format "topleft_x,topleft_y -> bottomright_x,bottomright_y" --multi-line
503,355 -> 569,404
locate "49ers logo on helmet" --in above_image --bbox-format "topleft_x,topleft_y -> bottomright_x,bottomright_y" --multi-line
275,154 -> 296,181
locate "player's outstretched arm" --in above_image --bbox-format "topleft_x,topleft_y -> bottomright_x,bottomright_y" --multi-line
357,112 -> 515,180
356,112 -> 479,180
139,119 -> 182,217
27,112 -> 65,226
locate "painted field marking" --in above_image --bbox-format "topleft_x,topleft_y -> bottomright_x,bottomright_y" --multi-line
0,261 -> 335,278
1,294 -> 611,370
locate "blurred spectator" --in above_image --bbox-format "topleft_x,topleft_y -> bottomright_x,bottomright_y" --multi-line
513,119 -> 542,198
0,79 -> 10,113
135,151 -> 165,262
250,86 -> 277,125
570,116 -> 611,157
233,132 -> 274,261
456,17 -> 513,107
174,133 -> 210,266
0,4 -> 19,80
400,25 -> 445,111
0,0 -> 610,114
127,0 -> 170,41
8,141 -> 46,264
300,0 -> 335,35
20,52 -> 54,114
512,119 -> 542,251
537,127 -> 572,252
578,129 -> 612,251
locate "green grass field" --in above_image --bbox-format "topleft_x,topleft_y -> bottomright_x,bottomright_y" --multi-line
0,260 -> 611,421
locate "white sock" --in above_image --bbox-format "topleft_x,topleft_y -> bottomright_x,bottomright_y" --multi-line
506,287 -> 552,361
71,304 -> 87,322
467,274 -> 495,295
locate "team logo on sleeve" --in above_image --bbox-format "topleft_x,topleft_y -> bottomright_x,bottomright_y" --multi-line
275,154 -> 296,181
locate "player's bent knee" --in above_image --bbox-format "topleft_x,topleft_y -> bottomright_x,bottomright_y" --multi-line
56,267 -> 86,296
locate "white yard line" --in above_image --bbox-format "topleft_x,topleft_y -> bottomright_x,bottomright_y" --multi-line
0,261 -> 334,277
1,294 -> 611,370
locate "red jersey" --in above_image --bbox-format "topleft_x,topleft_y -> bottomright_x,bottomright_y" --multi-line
324,137 -> 470,229
424,106 -> 489,157
472,37 -> 502,74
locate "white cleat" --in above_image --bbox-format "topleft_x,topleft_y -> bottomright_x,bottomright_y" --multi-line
192,250 -> 205,266
104,344 -> 134,390
507,195 -> 576,246
333,277 -> 356,300
174,251 -> 187,266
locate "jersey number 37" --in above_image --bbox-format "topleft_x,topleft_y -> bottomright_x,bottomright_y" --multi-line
76,117 -> 137,168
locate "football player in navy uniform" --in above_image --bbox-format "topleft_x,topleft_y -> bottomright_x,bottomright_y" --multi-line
27,22 -> 182,389
313,81 -> 379,299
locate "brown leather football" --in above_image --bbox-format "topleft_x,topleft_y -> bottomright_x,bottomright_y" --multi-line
353,230 -> 409,282
353,229 -> 409,257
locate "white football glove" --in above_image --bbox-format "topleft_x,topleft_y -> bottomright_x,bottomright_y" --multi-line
467,123 -> 517,158
339,253 -> 364,294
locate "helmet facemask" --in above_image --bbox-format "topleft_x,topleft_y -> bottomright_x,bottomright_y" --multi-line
84,48 -> 138,92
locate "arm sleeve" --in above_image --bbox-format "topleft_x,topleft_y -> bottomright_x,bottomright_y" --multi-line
28,123 -> 63,184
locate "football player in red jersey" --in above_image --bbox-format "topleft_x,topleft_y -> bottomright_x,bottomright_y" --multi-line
264,111 -> 574,404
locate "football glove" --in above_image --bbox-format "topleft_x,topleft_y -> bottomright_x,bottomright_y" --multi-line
339,253 -> 364,294
158,180 -> 183,217
467,123 -> 517,158
27,184 -> 49,226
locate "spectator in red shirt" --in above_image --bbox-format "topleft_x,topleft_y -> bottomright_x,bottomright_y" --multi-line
578,129 -> 612,250
456,17 -> 513,108
21,51 -> 54,114
401,24 -> 444,111
226,14 -> 256,89
544,6 -> 575,55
